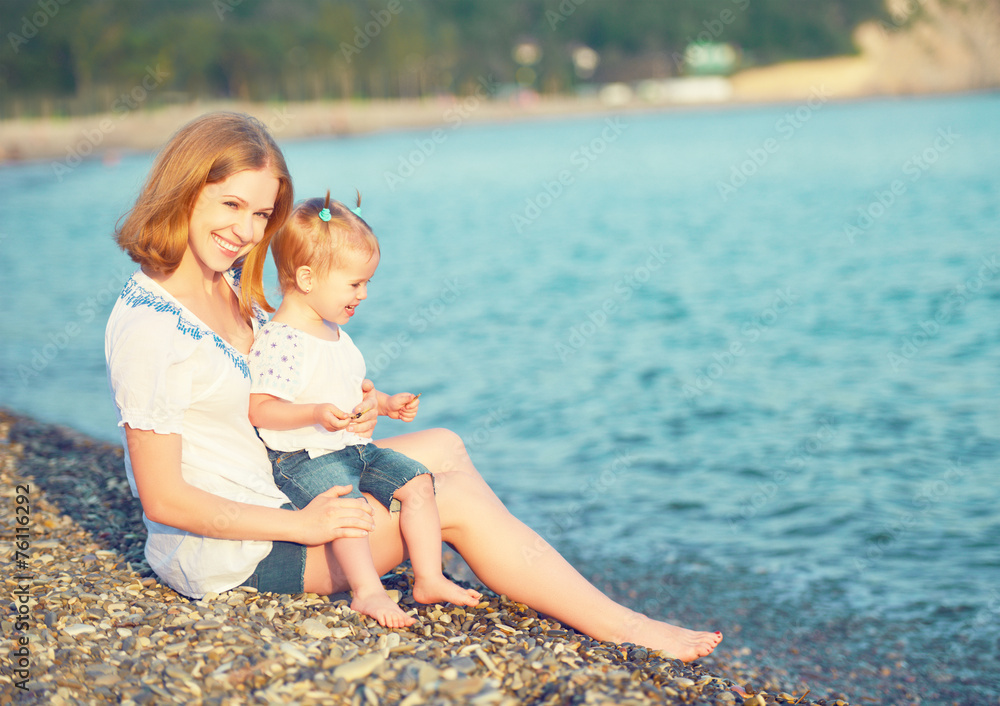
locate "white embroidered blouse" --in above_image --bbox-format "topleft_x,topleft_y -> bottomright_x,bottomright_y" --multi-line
105,268 -> 289,598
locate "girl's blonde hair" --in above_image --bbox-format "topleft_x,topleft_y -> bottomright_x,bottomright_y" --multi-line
271,191 -> 380,294
115,112 -> 293,320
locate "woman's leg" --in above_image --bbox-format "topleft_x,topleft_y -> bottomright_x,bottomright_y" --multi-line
372,429 -> 723,662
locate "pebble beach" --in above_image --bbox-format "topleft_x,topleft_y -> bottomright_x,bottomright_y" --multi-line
0,410 -> 850,705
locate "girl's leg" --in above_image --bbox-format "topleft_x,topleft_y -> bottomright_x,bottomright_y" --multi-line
373,429 -> 723,662
391,474 -> 481,606
304,537 -> 414,629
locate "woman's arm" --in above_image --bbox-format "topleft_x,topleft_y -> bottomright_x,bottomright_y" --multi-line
125,425 -> 373,545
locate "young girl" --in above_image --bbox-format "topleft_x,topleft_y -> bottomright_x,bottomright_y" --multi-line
247,193 -> 481,627
106,111 -> 722,663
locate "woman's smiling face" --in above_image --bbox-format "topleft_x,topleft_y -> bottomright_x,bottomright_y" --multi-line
186,168 -> 280,275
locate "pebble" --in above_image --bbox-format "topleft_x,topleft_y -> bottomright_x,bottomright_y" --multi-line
193,619 -> 222,630
0,412 -> 846,706
299,617 -> 333,639
332,652 -> 386,682
64,624 -> 97,637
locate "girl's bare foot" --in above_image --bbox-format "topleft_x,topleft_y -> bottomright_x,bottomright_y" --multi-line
620,611 -> 722,662
412,575 -> 482,607
351,588 -> 415,628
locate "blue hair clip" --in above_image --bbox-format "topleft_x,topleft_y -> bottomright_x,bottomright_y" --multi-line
318,208 -> 332,222
350,206 -> 362,218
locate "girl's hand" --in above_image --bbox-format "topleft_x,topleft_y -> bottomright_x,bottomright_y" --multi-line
347,379 -> 379,437
385,393 -> 420,422
296,485 -> 374,545
313,403 -> 351,432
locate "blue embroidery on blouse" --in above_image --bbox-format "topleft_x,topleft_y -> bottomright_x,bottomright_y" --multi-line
226,267 -> 269,329
118,274 -> 256,379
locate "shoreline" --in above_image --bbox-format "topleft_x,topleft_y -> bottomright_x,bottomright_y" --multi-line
5,4 -> 999,167
0,408 -> 849,704
1,77 -> 991,168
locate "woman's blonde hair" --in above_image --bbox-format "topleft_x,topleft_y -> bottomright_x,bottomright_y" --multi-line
271,191 -> 380,294
115,112 -> 293,320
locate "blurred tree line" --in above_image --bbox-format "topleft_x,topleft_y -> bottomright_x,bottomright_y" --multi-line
0,0 -> 886,118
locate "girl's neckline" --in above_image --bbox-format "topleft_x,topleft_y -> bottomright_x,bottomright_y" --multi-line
266,319 -> 343,344
134,269 -> 257,355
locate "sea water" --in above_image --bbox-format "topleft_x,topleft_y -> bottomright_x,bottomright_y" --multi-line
2,93 -> 998,702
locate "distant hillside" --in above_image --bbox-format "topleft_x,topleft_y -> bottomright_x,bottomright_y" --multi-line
857,0 -> 1000,94
0,0 -> 886,117
727,0 -> 1000,101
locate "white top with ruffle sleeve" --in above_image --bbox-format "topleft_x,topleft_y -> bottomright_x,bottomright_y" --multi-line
105,268 -> 288,599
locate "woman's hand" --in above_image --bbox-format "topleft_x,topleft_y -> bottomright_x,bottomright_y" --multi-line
313,403 -> 351,432
348,379 -> 379,437
124,426 -> 374,544
384,393 -> 420,422
295,485 -> 374,545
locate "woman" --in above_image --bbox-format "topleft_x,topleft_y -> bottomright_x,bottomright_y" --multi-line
105,111 -> 722,662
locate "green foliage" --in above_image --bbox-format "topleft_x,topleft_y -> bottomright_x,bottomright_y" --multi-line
0,0 -> 886,116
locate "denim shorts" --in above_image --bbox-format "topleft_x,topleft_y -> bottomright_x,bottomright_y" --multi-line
240,504 -> 307,594
268,443 -> 431,512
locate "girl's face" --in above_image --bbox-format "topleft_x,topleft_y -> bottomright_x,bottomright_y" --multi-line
186,168 -> 280,275
307,249 -> 380,326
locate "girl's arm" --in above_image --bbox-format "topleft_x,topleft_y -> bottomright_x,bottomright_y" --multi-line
125,425 -> 373,545
249,393 -> 351,432
374,386 -> 421,422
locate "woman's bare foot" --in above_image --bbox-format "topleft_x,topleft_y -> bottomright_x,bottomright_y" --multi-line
620,611 -> 722,662
350,587 -> 415,628
412,575 -> 482,607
